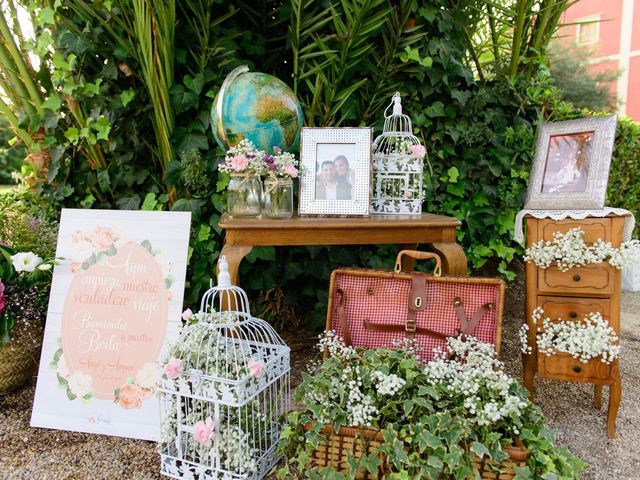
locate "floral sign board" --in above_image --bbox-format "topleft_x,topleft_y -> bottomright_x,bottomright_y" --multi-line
31,209 -> 191,440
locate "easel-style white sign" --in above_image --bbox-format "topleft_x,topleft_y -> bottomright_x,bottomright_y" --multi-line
31,209 -> 191,440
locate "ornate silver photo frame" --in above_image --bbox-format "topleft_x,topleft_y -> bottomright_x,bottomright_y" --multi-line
525,115 -> 617,209
298,127 -> 372,216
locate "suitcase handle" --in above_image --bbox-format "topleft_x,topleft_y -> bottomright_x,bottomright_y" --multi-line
394,250 -> 442,276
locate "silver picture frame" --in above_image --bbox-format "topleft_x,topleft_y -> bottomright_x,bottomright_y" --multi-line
525,115 -> 617,210
298,127 -> 372,216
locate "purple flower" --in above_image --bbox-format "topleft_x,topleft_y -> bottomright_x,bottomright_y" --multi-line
273,146 -> 282,154
263,155 -> 275,164
247,152 -> 256,158
268,163 -> 277,171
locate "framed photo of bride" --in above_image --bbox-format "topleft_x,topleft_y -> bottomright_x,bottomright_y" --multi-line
524,115 -> 617,209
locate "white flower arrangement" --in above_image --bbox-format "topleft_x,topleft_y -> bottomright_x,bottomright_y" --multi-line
524,227 -> 640,271
520,307 -> 620,364
424,336 -> 529,432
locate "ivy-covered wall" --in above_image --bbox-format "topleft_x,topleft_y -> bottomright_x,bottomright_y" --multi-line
20,1 -> 637,328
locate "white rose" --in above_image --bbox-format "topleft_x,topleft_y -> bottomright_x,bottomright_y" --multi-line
57,354 -> 70,378
11,252 -> 43,273
73,240 -> 94,263
68,371 -> 93,398
136,362 -> 160,389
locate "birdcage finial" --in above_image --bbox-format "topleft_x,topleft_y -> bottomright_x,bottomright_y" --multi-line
392,92 -> 402,116
217,255 -> 231,288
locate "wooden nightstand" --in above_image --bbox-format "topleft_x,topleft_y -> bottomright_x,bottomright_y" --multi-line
522,215 -> 626,438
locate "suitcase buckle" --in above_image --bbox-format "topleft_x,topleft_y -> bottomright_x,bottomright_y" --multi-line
405,320 -> 417,333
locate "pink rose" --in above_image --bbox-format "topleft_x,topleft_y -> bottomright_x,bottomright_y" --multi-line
193,417 -> 215,446
164,357 -> 183,379
0,280 -> 6,315
403,191 -> 413,199
248,358 -> 265,378
283,164 -> 298,178
411,144 -> 426,159
230,155 -> 249,172
90,227 -> 119,251
116,384 -> 144,409
182,308 -> 193,321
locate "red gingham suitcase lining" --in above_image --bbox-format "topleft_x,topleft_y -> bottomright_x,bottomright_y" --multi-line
329,270 -> 502,362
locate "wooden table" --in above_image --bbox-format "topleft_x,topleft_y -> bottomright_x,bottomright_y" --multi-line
218,213 -> 467,285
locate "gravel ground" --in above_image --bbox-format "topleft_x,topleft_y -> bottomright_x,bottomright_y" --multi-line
1,276 -> 639,479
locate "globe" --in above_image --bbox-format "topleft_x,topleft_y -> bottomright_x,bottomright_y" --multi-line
211,66 -> 303,154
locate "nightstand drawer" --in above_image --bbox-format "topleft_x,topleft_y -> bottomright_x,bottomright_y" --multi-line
539,218 -> 611,243
538,352 -> 612,383
537,296 -> 610,323
538,265 -> 613,295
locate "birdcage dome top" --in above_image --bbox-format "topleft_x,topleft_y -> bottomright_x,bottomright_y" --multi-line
372,92 -> 423,157
164,256 -> 289,386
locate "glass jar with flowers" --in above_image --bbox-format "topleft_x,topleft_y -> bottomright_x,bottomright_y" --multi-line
0,197 -> 58,394
262,146 -> 298,219
218,140 -> 266,218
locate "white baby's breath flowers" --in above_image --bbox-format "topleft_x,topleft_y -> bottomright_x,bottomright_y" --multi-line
424,336 -> 527,432
524,228 -> 640,271
518,323 -> 533,354
531,308 -> 620,364
317,330 -> 357,359
372,371 -> 406,396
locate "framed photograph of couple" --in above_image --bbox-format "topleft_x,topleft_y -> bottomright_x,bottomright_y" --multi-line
298,127 -> 372,216
525,115 -> 617,209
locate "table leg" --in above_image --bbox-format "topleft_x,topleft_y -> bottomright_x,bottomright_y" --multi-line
607,380 -> 621,439
594,384 -> 603,409
523,352 -> 536,395
430,242 -> 467,275
218,244 -> 253,286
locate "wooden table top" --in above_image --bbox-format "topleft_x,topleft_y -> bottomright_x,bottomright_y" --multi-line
219,213 -> 461,230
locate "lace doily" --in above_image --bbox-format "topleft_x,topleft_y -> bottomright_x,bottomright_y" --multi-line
514,208 -> 636,244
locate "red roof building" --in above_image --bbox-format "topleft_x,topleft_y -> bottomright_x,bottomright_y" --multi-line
561,0 -> 640,120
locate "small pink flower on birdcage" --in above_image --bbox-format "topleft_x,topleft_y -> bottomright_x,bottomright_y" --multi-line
182,308 -> 193,321
403,191 -> 413,199
0,280 -> 6,316
164,357 -> 183,379
248,358 -> 265,378
231,155 -> 249,171
193,417 -> 215,446
411,144 -> 426,159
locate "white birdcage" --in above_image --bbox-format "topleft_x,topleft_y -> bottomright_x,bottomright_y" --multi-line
158,257 -> 290,480
371,92 -> 426,214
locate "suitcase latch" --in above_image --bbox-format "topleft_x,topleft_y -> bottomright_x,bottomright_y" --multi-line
414,297 -> 423,308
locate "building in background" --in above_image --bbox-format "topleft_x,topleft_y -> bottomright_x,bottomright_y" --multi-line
561,0 -> 639,120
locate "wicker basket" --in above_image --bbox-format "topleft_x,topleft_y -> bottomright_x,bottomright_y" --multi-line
304,423 -> 387,479
0,341 -> 41,395
305,423 -> 529,480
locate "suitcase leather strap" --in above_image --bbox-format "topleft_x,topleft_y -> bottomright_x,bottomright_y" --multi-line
335,281 -> 493,346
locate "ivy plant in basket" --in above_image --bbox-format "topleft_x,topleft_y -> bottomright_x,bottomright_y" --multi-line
277,333 -> 585,479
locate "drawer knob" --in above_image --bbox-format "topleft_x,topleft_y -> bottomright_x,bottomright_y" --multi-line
573,365 -> 582,373
572,274 -> 581,282
569,311 -> 578,318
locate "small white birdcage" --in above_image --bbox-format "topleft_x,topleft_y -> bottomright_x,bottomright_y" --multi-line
158,257 -> 290,480
371,92 -> 426,214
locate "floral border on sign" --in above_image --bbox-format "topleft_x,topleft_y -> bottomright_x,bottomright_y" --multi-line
69,226 -> 175,292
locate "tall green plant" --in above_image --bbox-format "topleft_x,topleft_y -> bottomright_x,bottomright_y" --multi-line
0,2 -> 43,148
290,0 -> 425,126
453,0 -> 574,80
